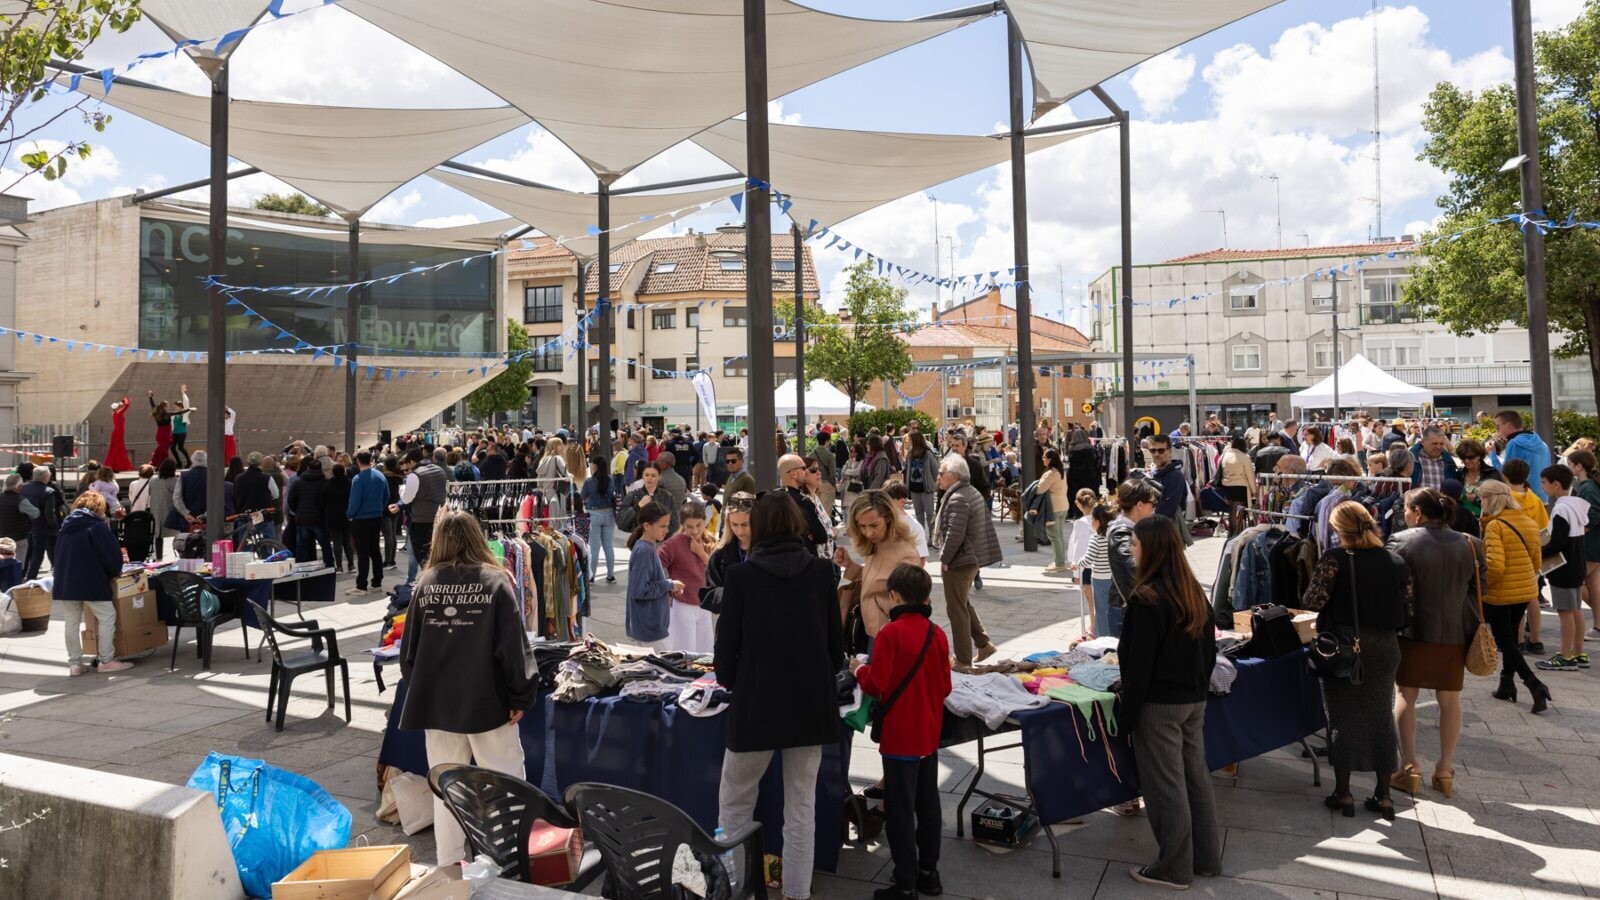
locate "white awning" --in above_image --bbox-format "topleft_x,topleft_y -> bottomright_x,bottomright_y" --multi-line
692,119 -> 1108,231
735,380 -> 871,417
341,0 -> 981,177
1009,0 -> 1284,118
428,168 -> 742,260
74,80 -> 529,218
140,0 -> 273,66
1290,355 -> 1433,410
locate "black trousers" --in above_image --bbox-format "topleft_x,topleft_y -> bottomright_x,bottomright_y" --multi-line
1484,601 -> 1536,684
882,754 -> 941,886
408,520 -> 434,569
351,518 -> 384,590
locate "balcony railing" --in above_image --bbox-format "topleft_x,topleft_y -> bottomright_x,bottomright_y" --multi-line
1389,364 -> 1532,389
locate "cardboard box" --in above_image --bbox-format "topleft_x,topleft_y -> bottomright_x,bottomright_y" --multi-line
211,540 -> 233,575
245,559 -> 293,580
273,845 -> 412,900
81,591 -> 167,657
11,584 -> 51,632
112,570 -> 148,598
225,552 -> 255,578
1233,608 -> 1318,645
970,795 -> 1038,846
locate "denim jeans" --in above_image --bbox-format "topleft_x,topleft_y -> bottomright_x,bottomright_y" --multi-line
588,508 -> 616,578
296,524 -> 332,566
1091,576 -> 1114,637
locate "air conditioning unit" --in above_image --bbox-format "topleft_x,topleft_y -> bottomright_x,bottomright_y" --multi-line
773,325 -> 788,339
947,375 -> 961,385
961,407 -> 976,417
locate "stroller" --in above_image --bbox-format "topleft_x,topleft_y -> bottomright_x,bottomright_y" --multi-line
119,510 -> 155,562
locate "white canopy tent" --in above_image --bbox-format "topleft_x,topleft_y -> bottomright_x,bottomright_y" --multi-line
691,119 -> 1108,231
341,0 -> 980,177
73,80 -> 530,217
1290,354 -> 1434,411
735,380 -> 871,417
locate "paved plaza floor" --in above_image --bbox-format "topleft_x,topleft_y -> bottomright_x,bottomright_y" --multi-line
5,521 -> 1600,898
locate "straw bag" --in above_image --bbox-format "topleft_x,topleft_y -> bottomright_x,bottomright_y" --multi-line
1466,537 -> 1498,677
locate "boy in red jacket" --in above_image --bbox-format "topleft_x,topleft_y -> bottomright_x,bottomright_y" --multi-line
851,563 -> 952,900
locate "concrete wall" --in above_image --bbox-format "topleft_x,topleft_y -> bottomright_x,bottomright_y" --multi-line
0,752 -> 244,900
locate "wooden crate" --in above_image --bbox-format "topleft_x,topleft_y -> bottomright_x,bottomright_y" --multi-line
273,846 -> 412,900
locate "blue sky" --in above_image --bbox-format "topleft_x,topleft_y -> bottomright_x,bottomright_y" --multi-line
3,0 -> 1582,329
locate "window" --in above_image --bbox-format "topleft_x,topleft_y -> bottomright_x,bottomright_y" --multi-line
653,262 -> 677,274
523,285 -> 563,323
1359,273 -> 1414,325
608,263 -> 621,274
530,344 -> 562,372
1231,344 -> 1262,371
1310,280 -> 1335,308
1229,286 -> 1260,310
651,357 -> 675,379
685,355 -> 700,373
723,306 -> 748,327
626,308 -> 636,330
723,356 -> 748,378
1368,338 -> 1423,367
687,308 -> 699,328
652,310 -> 676,330
946,399 -> 962,420
1313,342 -> 1344,370
719,257 -> 745,272
586,360 -> 617,390
774,259 -> 795,272
629,357 -> 637,380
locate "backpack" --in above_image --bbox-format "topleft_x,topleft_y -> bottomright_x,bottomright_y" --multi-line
907,455 -> 927,493
177,531 -> 209,560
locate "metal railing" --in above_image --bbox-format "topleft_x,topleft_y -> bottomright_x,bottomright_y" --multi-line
1389,364 -> 1532,389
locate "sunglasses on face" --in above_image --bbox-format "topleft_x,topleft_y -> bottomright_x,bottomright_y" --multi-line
806,466 -> 820,474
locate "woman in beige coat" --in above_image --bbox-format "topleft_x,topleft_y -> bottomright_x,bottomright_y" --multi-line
833,490 -> 925,640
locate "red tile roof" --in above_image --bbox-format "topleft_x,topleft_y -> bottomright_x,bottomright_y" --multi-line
1162,242 -> 1417,264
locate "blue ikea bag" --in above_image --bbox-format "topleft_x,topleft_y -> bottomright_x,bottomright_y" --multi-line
187,752 -> 352,898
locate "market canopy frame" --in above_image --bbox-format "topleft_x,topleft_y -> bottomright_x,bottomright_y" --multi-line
1290,354 -> 1435,411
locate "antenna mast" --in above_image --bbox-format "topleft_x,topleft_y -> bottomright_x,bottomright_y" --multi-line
1372,0 -> 1383,240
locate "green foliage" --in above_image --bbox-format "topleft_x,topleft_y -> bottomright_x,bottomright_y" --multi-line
1,1 -> 140,188
1554,410 -> 1600,450
848,407 -> 936,438
254,192 -> 331,217
1404,4 -> 1600,411
465,319 -> 534,421
805,263 -> 915,417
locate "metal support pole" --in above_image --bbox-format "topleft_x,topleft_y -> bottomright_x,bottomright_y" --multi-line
1051,366 -> 1059,430
204,64 -> 228,547
744,0 -> 776,488
792,224 -> 806,456
1188,357 -> 1198,434
596,182 -> 614,452
1008,15 -> 1038,551
941,370 -> 949,435
134,166 -> 259,202
345,216 -> 360,453
1512,0 -> 1555,445
574,261 -> 588,450
999,352 -> 1009,432
1331,274 -> 1341,423
1092,86 -> 1135,445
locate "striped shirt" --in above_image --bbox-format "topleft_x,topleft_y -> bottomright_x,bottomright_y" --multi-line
1084,533 -> 1111,579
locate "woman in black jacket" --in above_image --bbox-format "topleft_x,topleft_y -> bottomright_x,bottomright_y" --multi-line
715,491 -> 842,900
1120,515 -> 1219,890
323,464 -> 354,573
287,462 -> 334,565
698,491 -> 753,614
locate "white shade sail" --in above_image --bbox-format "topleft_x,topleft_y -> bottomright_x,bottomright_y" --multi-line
340,0 -> 980,177
735,380 -> 871,417
1290,354 -> 1433,410
358,216 -> 517,249
140,0 -> 273,66
75,80 -> 530,217
1008,0 -> 1284,118
428,168 -> 742,261
693,119 -> 1108,231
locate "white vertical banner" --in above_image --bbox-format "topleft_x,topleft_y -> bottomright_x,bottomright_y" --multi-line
691,370 -> 718,427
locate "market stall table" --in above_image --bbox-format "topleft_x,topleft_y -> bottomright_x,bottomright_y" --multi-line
150,572 -> 273,627
378,680 -> 853,871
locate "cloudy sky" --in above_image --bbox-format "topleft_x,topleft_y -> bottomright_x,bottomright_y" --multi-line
2,0 -> 1584,332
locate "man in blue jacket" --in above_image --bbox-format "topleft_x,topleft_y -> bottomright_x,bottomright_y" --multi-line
1495,410 -> 1552,502
1147,435 -> 1190,522
1410,426 -> 1461,489
347,450 -> 388,595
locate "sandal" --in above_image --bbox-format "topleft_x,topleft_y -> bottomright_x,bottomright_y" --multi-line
1323,793 -> 1354,818
1431,769 -> 1454,799
1364,797 -> 1396,822
1390,764 -> 1421,796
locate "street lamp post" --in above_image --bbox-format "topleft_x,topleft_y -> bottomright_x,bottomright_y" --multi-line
1510,0 -> 1555,445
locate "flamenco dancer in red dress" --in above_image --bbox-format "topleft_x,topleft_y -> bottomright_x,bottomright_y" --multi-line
104,396 -> 133,472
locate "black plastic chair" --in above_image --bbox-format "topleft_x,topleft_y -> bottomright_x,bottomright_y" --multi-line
565,782 -> 766,899
246,599 -> 350,732
153,570 -> 249,671
427,764 -> 603,889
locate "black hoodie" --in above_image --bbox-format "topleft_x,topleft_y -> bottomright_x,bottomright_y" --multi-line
714,535 -> 844,752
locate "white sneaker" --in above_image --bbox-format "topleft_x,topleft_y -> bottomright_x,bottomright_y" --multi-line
97,660 -> 134,673
68,664 -> 89,676
345,586 -> 368,596
1588,628 -> 1600,643
1042,565 -> 1066,575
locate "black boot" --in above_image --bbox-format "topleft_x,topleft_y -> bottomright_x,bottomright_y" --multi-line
916,869 -> 944,896
1492,673 -> 1517,702
873,882 -> 917,900
1528,677 -> 1552,714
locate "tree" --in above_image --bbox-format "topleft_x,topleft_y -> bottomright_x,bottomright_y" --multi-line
255,192 -> 330,217
2,1 -> 141,190
1404,3 -> 1600,411
805,262 -> 915,417
466,318 -> 534,422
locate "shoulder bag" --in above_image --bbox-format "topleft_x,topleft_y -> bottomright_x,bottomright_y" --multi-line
1308,550 -> 1364,684
1465,536 -> 1498,677
869,623 -> 935,744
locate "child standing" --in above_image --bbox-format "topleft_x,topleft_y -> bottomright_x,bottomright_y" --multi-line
625,502 -> 681,653
850,564 -> 951,900
1537,465 -> 1589,671
658,500 -> 714,653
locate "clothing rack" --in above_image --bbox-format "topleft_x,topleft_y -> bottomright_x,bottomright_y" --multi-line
1257,473 -> 1412,485
1237,507 -> 1312,521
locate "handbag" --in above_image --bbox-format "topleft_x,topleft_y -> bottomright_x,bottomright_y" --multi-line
1308,550 -> 1364,684
869,624 -> 935,744
1465,537 -> 1498,677
1242,604 -> 1300,659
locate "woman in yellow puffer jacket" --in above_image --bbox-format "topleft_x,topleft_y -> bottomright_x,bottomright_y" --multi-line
1478,479 -> 1551,713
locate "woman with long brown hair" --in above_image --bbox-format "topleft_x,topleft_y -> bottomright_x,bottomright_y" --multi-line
1119,515 -> 1219,890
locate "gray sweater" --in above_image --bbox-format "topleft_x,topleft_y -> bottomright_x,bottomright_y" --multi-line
1388,525 -> 1483,645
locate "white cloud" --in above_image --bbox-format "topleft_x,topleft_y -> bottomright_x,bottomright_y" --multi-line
365,189 -> 423,225
413,213 -> 482,229
818,192 -> 978,315
768,100 -> 802,126
1129,50 -> 1196,119
0,140 -> 124,210
1533,0 -> 1585,30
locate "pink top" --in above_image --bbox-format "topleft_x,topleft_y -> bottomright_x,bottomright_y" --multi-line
657,532 -> 710,606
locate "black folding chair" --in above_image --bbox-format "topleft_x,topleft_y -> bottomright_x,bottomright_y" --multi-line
427,764 -> 602,889
246,599 -> 350,732
565,782 -> 766,899
152,570 -> 249,671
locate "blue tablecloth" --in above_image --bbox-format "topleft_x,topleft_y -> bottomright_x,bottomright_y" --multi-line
379,681 -> 853,871
1012,650 -> 1325,824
